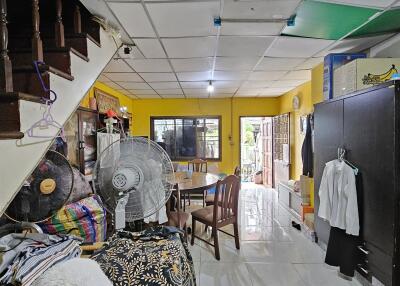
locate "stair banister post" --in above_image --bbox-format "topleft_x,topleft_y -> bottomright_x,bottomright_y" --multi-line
55,0 -> 64,48
73,5 -> 81,34
32,0 -> 43,62
0,0 -> 12,92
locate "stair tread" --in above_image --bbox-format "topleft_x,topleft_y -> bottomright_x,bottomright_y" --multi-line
0,131 -> 24,139
0,91 -> 43,103
13,64 -> 74,81
65,32 -> 101,47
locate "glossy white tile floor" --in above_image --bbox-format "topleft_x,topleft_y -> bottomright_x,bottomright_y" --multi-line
187,183 -> 362,286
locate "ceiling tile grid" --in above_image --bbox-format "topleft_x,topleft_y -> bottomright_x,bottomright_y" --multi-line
102,0 -> 397,99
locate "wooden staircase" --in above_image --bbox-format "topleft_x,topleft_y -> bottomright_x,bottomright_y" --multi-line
0,0 -> 104,139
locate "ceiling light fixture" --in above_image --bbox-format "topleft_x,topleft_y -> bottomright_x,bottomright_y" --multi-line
207,81 -> 214,93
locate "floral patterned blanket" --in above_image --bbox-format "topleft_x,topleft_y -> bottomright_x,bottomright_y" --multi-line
91,227 -> 196,286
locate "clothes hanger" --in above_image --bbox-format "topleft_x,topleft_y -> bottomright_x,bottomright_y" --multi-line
337,147 -> 359,175
25,102 -> 65,140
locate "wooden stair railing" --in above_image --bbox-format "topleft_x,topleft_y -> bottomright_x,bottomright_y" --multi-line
0,0 -> 103,139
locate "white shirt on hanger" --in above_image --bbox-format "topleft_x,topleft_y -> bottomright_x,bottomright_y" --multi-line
318,159 -> 359,236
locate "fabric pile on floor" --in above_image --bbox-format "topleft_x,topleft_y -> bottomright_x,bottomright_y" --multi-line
92,226 -> 197,286
0,233 -> 81,286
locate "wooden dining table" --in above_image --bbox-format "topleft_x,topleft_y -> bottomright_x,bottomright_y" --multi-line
172,172 -> 220,209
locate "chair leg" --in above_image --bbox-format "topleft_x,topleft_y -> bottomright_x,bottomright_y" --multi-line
233,222 -> 240,250
213,227 -> 220,260
191,218 -> 196,245
188,194 -> 191,206
203,190 -> 205,208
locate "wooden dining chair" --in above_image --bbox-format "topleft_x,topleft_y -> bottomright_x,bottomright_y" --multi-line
191,175 -> 241,260
205,166 -> 241,206
184,159 -> 208,208
188,158 -> 208,173
166,184 -> 190,240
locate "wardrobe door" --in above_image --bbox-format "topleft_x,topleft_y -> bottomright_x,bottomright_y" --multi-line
314,100 -> 344,245
343,88 -> 395,285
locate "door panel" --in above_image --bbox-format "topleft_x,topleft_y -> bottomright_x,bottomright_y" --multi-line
343,88 -> 395,254
314,100 -> 344,245
261,117 -> 273,188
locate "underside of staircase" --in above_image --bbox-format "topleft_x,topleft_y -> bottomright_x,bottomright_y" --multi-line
0,0 -> 120,216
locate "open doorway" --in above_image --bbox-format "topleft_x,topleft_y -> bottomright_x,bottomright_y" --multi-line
240,117 -> 273,187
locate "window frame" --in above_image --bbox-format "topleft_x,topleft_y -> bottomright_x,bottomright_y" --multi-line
150,115 -> 222,162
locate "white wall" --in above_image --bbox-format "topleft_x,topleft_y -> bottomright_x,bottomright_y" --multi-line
0,29 -> 120,216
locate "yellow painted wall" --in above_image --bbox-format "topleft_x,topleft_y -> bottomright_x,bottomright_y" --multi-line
279,63 -> 324,207
80,81 -> 134,133
131,97 -> 280,174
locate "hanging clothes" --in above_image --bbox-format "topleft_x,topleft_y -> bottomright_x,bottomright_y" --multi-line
319,159 -> 361,277
97,133 -> 120,168
301,114 -> 313,177
325,226 -> 360,277
318,159 -> 359,236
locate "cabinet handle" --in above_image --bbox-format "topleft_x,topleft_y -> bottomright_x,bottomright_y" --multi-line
357,264 -> 369,276
358,245 -> 369,255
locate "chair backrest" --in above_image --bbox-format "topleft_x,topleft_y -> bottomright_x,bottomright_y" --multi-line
188,159 -> 208,173
166,184 -> 182,226
213,175 -> 240,224
234,166 -> 241,176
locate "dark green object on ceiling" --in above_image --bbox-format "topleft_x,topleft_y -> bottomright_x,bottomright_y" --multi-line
282,0 -> 379,40
349,8 -> 400,37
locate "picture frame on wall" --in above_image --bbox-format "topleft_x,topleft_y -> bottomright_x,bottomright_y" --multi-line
94,88 -> 121,116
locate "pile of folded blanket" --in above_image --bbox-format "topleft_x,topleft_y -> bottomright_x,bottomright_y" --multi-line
0,233 -> 81,286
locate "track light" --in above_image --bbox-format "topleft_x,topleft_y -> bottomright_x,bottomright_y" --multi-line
207,81 -> 214,93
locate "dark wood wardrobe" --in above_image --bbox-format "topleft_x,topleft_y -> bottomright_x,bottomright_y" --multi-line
314,81 -> 400,286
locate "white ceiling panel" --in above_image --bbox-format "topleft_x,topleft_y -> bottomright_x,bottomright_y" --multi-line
260,87 -> 293,95
214,88 -> 237,93
104,73 -> 144,82
285,70 -> 311,80
221,23 -> 284,36
102,82 -> 123,90
213,81 -> 241,88
103,59 -> 133,73
97,74 -> 111,83
139,73 -> 176,82
215,57 -> 259,71
108,3 -> 155,37
295,57 -> 323,70
315,34 -> 393,57
236,89 -> 263,96
241,81 -> 273,88
127,94 -> 139,99
161,94 -> 186,98
212,93 -> 233,98
214,71 -> 250,81
135,94 -> 163,99
256,57 -> 306,71
180,81 -> 209,89
116,89 -> 130,95
147,2 -> 219,37
155,89 -> 183,95
134,39 -> 166,58
315,0 -> 395,8
183,89 -> 209,95
127,89 -> 157,95
217,36 -> 275,57
270,80 -> 308,88
149,82 -> 180,89
171,58 -> 213,72
249,71 -> 287,81
266,37 -> 334,58
163,37 -> 216,58
125,59 -> 172,72
176,71 -> 212,81
223,0 -> 301,19
117,82 -> 152,89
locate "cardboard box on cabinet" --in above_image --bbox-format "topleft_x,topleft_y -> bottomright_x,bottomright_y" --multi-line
333,58 -> 400,98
